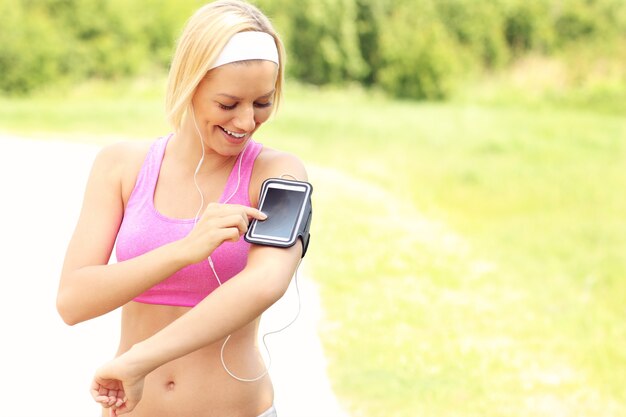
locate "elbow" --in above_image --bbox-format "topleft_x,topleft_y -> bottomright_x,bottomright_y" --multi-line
261,283 -> 288,307
56,290 -> 82,326
256,267 -> 291,308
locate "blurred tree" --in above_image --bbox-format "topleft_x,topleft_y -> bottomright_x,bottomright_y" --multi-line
282,0 -> 367,85
354,0 -> 384,86
1,0 -> 624,98
37,0 -> 148,78
436,0 -> 509,68
133,0 -> 199,68
377,0 -> 462,100
501,0 -> 555,55
553,0 -> 626,45
0,0 -> 65,93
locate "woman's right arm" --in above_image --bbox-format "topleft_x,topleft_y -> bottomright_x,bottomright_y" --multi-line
56,143 -> 186,325
56,143 -> 266,326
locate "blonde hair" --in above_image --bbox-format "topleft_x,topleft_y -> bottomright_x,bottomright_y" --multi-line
165,0 -> 286,132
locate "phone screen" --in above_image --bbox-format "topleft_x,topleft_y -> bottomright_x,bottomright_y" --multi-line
252,186 -> 307,240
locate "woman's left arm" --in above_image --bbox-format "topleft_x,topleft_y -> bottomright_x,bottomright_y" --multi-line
93,243 -> 303,413
92,152 -> 309,414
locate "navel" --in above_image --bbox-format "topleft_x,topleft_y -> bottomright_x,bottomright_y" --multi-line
166,380 -> 176,391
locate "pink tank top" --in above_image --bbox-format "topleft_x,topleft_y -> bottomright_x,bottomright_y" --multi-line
115,135 -> 263,307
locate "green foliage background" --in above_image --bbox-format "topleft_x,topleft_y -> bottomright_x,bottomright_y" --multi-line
2,0 -> 625,100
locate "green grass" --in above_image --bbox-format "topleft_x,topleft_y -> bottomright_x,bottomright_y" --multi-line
269,87 -> 626,416
2,78 -> 625,417
0,76 -> 169,140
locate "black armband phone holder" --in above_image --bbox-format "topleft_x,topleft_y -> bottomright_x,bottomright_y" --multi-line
244,178 -> 313,258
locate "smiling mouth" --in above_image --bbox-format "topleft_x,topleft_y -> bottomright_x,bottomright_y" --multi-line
220,126 -> 247,139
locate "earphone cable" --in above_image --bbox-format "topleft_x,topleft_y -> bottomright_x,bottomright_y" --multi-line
191,106 -> 302,382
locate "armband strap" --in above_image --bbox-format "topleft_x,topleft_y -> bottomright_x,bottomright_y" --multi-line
297,196 -> 312,258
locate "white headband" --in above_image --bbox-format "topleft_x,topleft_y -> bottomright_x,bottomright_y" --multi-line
210,31 -> 279,70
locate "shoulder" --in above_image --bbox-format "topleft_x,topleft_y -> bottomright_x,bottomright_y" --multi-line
249,146 -> 308,206
254,146 -> 308,180
92,140 -> 150,177
90,139 -> 152,200
93,140 -> 148,165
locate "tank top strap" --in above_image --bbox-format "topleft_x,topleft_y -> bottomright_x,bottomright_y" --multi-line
128,134 -> 171,206
221,140 -> 263,206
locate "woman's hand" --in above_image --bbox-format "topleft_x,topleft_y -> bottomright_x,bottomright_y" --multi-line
90,354 -> 146,416
181,203 -> 266,264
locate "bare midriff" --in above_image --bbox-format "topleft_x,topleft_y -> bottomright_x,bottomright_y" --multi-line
102,301 -> 274,417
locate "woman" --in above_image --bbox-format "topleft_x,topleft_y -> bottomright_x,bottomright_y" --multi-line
56,1 -> 306,416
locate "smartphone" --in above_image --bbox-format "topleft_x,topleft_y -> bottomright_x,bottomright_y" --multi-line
245,178 -> 312,253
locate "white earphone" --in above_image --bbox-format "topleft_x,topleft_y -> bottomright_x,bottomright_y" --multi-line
190,104 -> 302,382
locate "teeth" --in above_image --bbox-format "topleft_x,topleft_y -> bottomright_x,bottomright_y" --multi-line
222,127 -> 246,138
